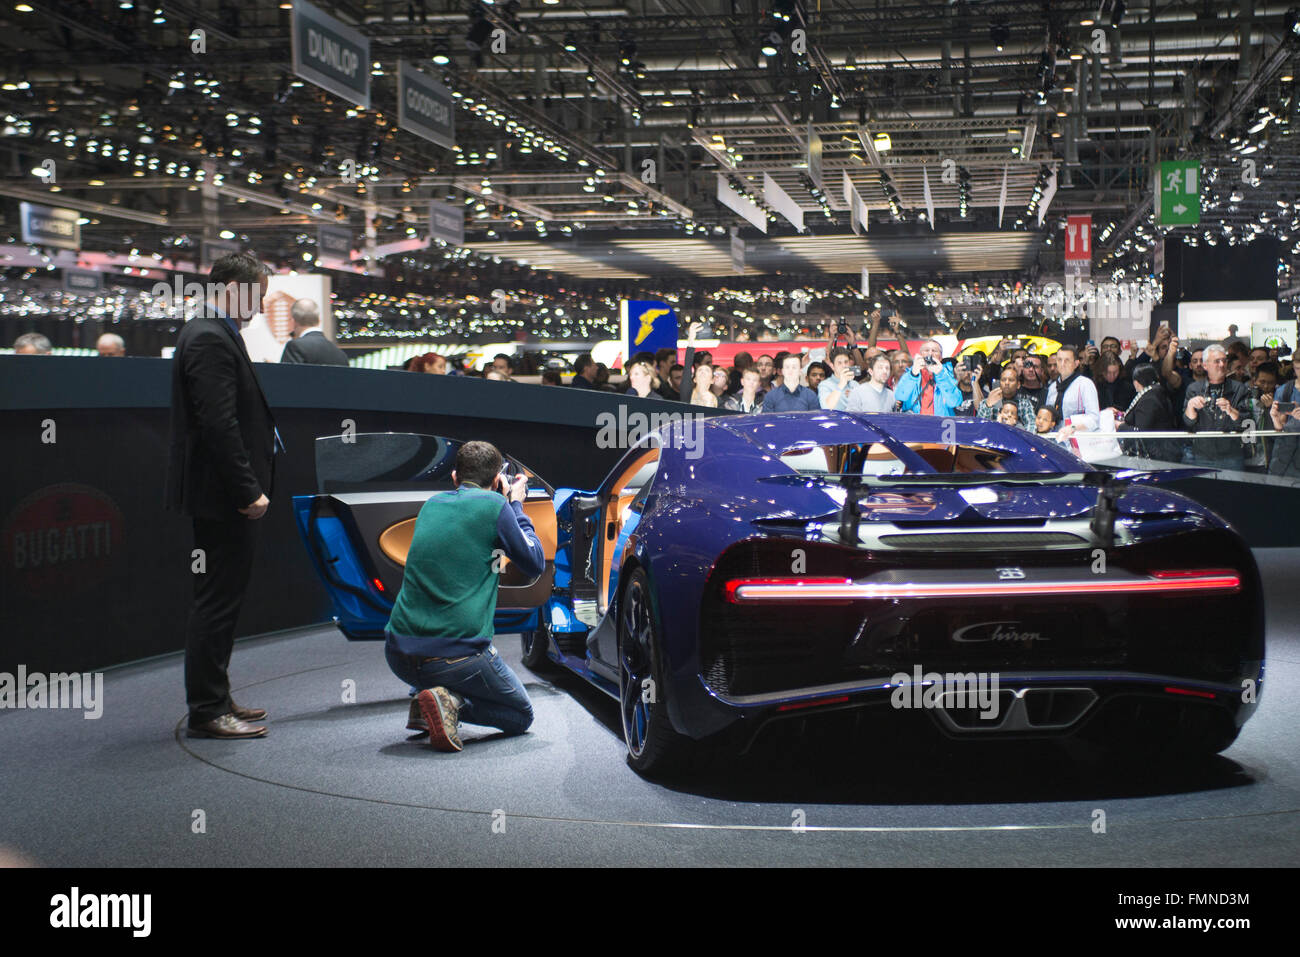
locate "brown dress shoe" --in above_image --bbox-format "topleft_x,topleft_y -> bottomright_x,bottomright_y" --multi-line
187,713 -> 268,739
230,701 -> 268,722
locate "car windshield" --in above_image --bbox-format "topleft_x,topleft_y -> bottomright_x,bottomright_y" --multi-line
780,442 -> 1011,476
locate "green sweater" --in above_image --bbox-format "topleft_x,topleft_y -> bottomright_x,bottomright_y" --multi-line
385,485 -> 545,657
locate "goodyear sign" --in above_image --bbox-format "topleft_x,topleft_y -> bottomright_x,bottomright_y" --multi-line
621,300 -> 679,359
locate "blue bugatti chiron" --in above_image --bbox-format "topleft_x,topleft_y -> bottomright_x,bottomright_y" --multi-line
294,411 -> 1264,775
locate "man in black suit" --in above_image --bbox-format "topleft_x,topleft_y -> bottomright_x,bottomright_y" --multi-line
280,299 -> 349,366
165,252 -> 282,739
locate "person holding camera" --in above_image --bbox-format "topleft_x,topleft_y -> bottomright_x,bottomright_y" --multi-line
1183,344 -> 1253,470
1267,387 -> 1300,478
951,358 -> 983,416
819,347 -> 859,410
895,339 -> 961,416
384,441 -> 545,752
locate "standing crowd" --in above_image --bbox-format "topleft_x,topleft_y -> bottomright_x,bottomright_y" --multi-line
601,314 -> 1300,479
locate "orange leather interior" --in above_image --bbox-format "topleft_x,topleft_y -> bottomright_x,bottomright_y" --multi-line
377,495 -> 557,568
598,448 -> 659,607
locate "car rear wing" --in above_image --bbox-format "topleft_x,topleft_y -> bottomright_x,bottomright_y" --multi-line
756,468 -> 1213,548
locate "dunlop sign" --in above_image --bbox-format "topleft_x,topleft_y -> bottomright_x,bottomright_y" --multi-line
428,199 -> 464,248
292,0 -> 370,109
398,60 -> 454,150
20,202 -> 80,251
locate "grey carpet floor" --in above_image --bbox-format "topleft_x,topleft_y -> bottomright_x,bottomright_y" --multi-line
2,548 -> 1297,867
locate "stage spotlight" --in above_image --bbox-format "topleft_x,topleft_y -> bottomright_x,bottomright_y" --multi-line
761,32 -> 780,57
990,20 -> 1010,52
1111,0 -> 1126,28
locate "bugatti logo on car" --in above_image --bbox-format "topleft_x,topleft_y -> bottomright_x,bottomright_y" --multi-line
996,567 -> 1027,580
952,621 -> 1049,644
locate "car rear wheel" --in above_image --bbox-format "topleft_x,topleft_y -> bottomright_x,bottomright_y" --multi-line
618,568 -> 701,777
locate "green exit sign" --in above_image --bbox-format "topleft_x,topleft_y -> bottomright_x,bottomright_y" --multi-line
1156,160 -> 1200,226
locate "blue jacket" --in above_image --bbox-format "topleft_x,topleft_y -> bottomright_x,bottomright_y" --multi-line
894,363 -> 962,416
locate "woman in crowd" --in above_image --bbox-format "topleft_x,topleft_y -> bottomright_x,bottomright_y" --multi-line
1095,353 -> 1136,411
624,360 -> 663,399
687,360 -> 719,407
1117,363 -> 1179,462
405,352 -> 444,373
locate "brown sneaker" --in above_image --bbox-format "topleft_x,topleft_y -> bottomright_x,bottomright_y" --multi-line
406,697 -> 428,735
416,687 -> 462,752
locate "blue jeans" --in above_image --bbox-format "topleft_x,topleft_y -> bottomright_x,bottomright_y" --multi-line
385,643 -> 534,736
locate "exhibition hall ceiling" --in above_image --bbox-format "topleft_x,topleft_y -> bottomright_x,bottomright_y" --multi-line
0,0 -> 1297,286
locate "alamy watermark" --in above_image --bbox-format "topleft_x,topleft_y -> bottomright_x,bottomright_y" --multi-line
595,407 -> 705,460
0,666 -> 104,719
49,887 -> 150,937
145,276 -> 262,318
890,664 -> 1001,720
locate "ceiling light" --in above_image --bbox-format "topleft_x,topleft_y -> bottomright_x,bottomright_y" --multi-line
990,20 -> 1010,52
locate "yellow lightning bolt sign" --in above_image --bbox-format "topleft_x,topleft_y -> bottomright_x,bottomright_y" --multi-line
634,308 -> 670,346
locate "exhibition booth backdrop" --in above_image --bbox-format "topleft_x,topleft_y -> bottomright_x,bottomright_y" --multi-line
0,356 -> 711,674
1,354 -> 1296,675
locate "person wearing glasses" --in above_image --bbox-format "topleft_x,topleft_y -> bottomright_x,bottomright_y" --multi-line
1183,344 -> 1253,470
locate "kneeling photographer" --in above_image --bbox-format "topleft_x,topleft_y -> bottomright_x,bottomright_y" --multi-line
384,441 -> 545,752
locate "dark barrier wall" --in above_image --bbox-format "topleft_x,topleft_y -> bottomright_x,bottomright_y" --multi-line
0,356 -> 718,674
2,355 -> 1297,675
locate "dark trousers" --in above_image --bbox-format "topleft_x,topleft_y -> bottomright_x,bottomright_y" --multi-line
185,516 -> 259,725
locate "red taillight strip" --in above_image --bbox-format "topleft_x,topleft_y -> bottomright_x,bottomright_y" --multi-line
777,695 -> 851,712
1164,686 -> 1217,700
724,570 -> 1241,602
723,577 -> 852,603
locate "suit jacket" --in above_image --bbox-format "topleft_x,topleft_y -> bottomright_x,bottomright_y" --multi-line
280,328 -> 349,366
165,310 -> 279,521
